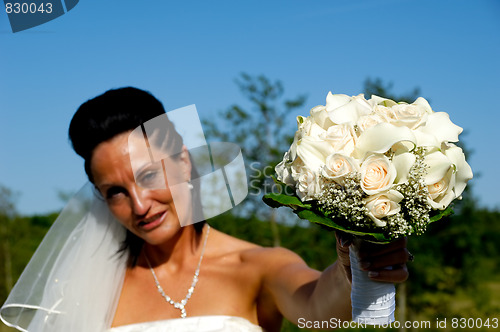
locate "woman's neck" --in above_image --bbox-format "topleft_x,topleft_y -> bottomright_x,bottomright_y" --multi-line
139,224 -> 206,272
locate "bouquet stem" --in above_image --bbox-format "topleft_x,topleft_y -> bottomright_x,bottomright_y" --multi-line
349,242 -> 395,325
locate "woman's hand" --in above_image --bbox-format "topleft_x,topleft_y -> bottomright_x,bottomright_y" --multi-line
356,237 -> 410,283
336,233 -> 411,284
335,232 -> 353,282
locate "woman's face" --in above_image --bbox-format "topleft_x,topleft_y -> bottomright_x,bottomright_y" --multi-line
90,131 -> 192,245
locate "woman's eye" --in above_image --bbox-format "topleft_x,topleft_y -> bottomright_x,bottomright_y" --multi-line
137,169 -> 163,188
106,187 -> 126,200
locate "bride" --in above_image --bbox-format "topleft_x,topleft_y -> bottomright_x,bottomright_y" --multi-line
0,87 -> 410,331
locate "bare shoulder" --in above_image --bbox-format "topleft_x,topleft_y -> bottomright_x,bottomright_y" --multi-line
208,227 -> 317,277
208,227 -> 304,262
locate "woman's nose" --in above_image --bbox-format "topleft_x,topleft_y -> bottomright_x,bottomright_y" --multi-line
129,186 -> 151,216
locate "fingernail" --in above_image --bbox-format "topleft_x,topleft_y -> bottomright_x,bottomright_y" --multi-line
340,238 -> 348,247
368,271 -> 379,278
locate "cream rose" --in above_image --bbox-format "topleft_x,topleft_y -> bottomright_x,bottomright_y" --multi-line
364,190 -> 404,227
357,114 -> 384,132
360,153 -> 397,195
320,123 -> 357,156
427,169 -> 455,210
378,103 -> 430,129
322,153 -> 360,184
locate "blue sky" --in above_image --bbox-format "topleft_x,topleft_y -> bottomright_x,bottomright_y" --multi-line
1,0 -> 499,215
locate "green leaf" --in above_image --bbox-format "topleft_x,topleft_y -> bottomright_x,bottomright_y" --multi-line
263,191 -> 393,243
297,210 -> 392,243
263,192 -> 311,210
429,206 -> 454,223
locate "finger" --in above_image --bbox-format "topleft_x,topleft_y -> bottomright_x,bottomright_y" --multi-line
357,237 -> 407,260
368,265 -> 409,283
335,231 -> 353,248
359,248 -> 410,270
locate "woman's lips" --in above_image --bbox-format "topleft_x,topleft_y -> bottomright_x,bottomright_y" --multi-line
137,211 -> 166,230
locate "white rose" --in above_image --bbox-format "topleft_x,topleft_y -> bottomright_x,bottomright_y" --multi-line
275,151 -> 296,187
322,153 -> 360,184
320,123 -> 357,156
357,113 -> 384,132
296,165 -> 321,201
360,153 -> 397,195
364,190 -> 404,227
325,92 -> 373,125
376,103 -> 430,129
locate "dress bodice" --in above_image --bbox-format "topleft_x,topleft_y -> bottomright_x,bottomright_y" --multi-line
108,315 -> 263,332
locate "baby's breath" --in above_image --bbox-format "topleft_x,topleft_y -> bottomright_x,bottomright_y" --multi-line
316,173 -> 373,231
314,147 -> 433,239
393,147 -> 431,236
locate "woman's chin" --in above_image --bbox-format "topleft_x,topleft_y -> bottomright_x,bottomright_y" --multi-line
139,222 -> 183,245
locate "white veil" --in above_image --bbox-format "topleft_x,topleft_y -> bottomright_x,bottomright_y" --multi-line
0,183 -> 128,331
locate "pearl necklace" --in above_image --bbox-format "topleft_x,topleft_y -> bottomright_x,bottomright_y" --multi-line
144,225 -> 210,318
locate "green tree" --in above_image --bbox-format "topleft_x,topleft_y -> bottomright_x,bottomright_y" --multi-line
0,184 -> 17,300
203,73 -> 306,246
363,77 -> 421,103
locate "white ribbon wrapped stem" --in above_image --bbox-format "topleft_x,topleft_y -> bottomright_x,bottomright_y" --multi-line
349,242 -> 395,325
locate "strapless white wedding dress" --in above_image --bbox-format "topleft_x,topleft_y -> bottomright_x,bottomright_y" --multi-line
108,315 -> 263,332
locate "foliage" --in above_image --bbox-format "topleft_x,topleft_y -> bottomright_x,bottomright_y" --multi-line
0,183 -> 498,332
202,73 -> 306,215
202,73 -> 307,246
0,213 -> 58,306
363,77 -> 421,104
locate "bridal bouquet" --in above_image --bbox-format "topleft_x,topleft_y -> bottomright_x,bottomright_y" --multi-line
263,92 -> 473,324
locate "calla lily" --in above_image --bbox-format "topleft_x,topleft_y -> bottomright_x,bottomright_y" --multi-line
296,136 -> 334,172
327,95 -> 372,125
392,151 -> 416,184
443,143 -> 473,198
310,105 -> 334,129
354,122 -> 416,159
413,130 -> 440,148
370,95 -> 397,107
417,112 -> 463,143
412,97 -> 433,114
423,148 -> 453,185
325,92 -> 352,111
